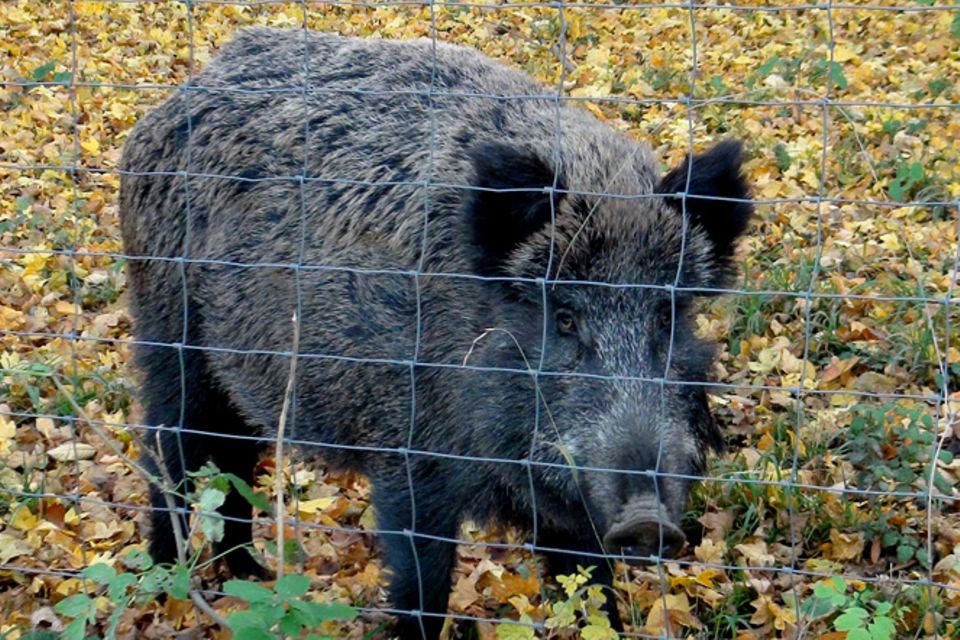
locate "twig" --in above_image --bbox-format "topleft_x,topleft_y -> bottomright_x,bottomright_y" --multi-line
274,312 -> 301,581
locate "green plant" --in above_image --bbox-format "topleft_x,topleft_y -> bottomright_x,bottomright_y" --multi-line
773,143 -> 792,172
800,577 -> 903,640
496,566 -> 618,640
223,575 -> 357,640
836,402 -> 953,567
841,403 -> 953,496
700,581 -> 756,638
887,160 -> 925,202
50,462 -> 355,640
53,553 -> 192,640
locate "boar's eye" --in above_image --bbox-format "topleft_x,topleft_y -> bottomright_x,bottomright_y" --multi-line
555,309 -> 578,337
657,306 -> 674,332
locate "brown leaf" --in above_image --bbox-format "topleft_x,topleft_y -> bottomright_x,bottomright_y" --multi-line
827,530 -> 865,561
699,511 -> 734,542
449,573 -> 482,610
486,570 -> 540,602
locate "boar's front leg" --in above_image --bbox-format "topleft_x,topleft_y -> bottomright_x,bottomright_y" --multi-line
371,462 -> 462,640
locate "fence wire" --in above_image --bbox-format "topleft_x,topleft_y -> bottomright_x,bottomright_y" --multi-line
1,0 -> 959,638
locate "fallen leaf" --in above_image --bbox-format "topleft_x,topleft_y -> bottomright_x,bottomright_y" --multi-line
47,442 -> 97,463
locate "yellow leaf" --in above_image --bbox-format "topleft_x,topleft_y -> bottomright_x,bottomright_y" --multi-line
694,537 -> 727,564
693,568 -> 722,588
0,415 -> 15,456
64,507 -> 80,527
832,45 -> 858,63
54,300 -> 75,315
0,533 -> 34,564
35,417 -> 56,440
826,529 -> 864,561
734,541 -> 775,567
10,505 -> 38,531
295,497 -> 335,515
644,593 -> 702,632
80,137 -> 100,154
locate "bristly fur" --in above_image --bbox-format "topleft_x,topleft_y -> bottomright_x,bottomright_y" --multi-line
120,28 -> 753,640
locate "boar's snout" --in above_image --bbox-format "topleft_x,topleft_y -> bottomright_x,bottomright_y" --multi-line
602,496 -> 685,562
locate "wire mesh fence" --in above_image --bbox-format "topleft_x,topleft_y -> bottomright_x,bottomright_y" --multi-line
1,1 -> 958,638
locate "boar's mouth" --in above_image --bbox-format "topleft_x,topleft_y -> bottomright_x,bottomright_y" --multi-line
602,498 -> 686,562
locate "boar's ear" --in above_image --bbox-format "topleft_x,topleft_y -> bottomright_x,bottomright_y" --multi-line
656,140 -> 753,262
464,142 -> 564,276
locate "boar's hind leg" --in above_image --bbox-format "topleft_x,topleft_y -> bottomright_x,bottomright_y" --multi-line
207,413 -> 268,579
540,533 -> 623,632
139,346 -> 264,577
372,466 -> 462,640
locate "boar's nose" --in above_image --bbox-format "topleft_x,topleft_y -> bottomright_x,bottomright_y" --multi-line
602,496 -> 685,562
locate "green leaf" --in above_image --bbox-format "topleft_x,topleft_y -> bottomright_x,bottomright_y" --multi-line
951,12 -> 960,38
834,606 -> 869,631
54,594 -> 93,619
774,143 -> 792,172
828,61 -> 848,90
290,600 -> 357,623
275,574 -> 311,600
800,595 -> 837,620
496,620 -> 538,640
868,616 -> 897,640
199,487 -> 227,543
321,601 -> 359,623
231,628 -> 275,640
105,606 -> 126,639
908,161 -> 924,182
581,625 -> 618,640
896,543 -> 915,564
107,572 -> 139,603
15,196 -> 32,213
227,610 -> 271,631
814,583 -> 835,599
61,618 -> 88,640
280,610 -> 307,636
199,487 -> 226,512
53,71 -> 72,83
32,61 -> 56,81
934,472 -> 954,496
168,565 -> 191,601
758,55 -> 781,76
224,580 -> 276,605
83,563 -> 116,585
222,473 -> 274,514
